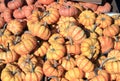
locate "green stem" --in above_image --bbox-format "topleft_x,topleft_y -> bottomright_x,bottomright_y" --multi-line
0,23 -> 7,36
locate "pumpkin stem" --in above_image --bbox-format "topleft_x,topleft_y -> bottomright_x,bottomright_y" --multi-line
114,36 -> 119,42
53,60 -> 58,68
91,23 -> 98,32
39,11 -> 49,20
7,43 -> 10,51
0,23 -> 7,36
89,46 -> 96,59
66,53 -> 71,60
30,62 -> 35,73
99,57 -> 116,69
44,76 -> 47,81
14,36 -> 21,44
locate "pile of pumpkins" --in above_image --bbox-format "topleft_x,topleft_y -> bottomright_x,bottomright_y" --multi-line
0,0 -> 120,81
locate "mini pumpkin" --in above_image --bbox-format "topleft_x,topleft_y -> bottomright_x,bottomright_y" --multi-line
34,41 -> 50,57
98,36 -> 114,54
7,0 -> 23,10
80,38 -> 100,60
13,8 -> 26,19
43,60 -> 64,77
75,55 -> 95,72
105,60 -> 120,74
7,19 -> 26,35
96,14 -> 112,28
46,43 -> 65,60
78,10 -> 96,26
14,33 -> 37,55
43,8 -> 60,24
3,8 -> 13,22
28,22 -> 51,40
18,54 -> 38,72
48,33 -> 65,45
1,64 -> 25,81
103,24 -> 119,37
60,54 -> 76,70
65,67 -> 84,80
23,63 -> 43,81
59,3 -> 79,17
0,1 -> 7,12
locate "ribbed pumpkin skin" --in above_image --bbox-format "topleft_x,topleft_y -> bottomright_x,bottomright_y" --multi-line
98,36 -> 113,54
34,41 -> 50,57
65,67 -> 84,80
76,55 -> 94,72
105,61 -> 120,74
28,22 -> 51,40
78,10 -> 96,26
67,25 -> 86,44
66,43 -> 81,55
80,38 -> 100,60
96,14 -> 112,28
1,64 -> 25,81
14,33 -> 37,55
0,49 -> 18,63
61,57 -> 76,70
46,44 -> 65,60
103,24 -> 119,37
48,33 -> 65,45
114,41 -> 120,50
7,19 -> 25,35
107,50 -> 120,61
7,0 -> 23,10
43,60 -> 64,77
43,8 -> 60,24
18,55 -> 38,72
24,65 -> 43,81
90,70 -> 109,81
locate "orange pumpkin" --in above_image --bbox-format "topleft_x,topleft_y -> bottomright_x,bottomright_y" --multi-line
103,24 -> 119,37
0,1 -> 7,12
107,49 -> 120,62
34,41 -> 50,57
112,15 -> 120,26
43,8 -> 60,24
76,55 -> 95,72
23,63 -> 43,81
96,14 -> 112,28
98,36 -> 114,54
7,0 -> 23,10
67,24 -> 86,44
65,37 -> 81,55
18,54 -> 38,72
59,2 -> 79,17
13,8 -> 26,19
46,43 -> 65,60
65,67 -> 84,80
0,44 -> 19,64
50,77 -> 68,81
3,8 -> 13,22
114,36 -> 120,50
105,61 -> 120,74
28,22 -> 51,40
14,33 -> 37,55
89,70 -> 109,81
7,19 -> 26,35
78,10 -> 96,26
80,38 -> 100,60
48,33 -> 65,45
61,54 -> 76,70
1,64 -> 25,81
43,60 -> 64,77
